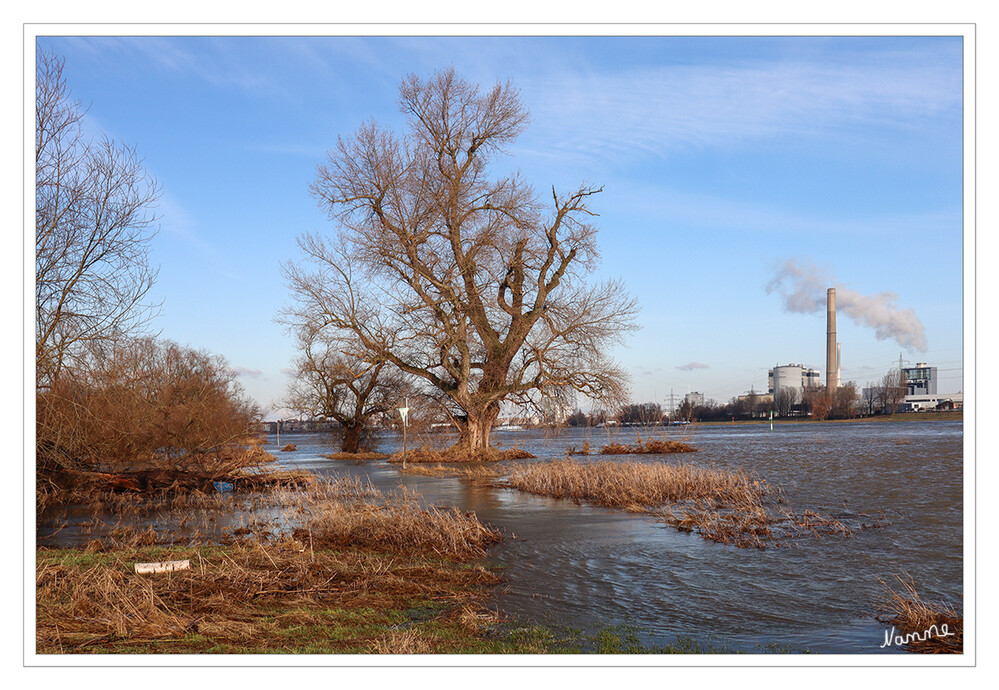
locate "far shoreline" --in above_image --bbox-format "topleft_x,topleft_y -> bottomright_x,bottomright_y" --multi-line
691,410 -> 963,426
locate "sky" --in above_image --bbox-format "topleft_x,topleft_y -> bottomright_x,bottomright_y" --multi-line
32,34 -> 967,419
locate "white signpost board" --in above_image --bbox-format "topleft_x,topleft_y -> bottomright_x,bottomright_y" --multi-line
398,399 -> 409,468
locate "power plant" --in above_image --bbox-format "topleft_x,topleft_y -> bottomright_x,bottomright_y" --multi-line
766,287 -> 840,402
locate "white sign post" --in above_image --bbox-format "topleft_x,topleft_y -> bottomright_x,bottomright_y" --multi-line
398,398 -> 410,469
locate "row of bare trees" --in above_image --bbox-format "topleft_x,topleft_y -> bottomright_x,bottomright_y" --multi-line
862,369 -> 908,415
35,51 -> 260,480
281,68 -> 637,454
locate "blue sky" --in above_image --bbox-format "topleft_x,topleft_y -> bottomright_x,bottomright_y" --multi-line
34,35 -> 966,418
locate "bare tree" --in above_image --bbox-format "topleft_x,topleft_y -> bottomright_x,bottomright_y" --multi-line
285,330 -> 410,453
862,382 -> 879,415
35,50 -> 160,389
284,69 -> 638,452
832,381 -> 858,418
619,402 -> 663,426
877,369 -> 907,415
675,398 -> 695,422
774,387 -> 798,417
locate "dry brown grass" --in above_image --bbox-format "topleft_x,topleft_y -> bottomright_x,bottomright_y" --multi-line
42,473 -> 500,561
281,444 -> 297,452
291,486 -> 502,560
36,471 -> 508,654
35,537 -> 503,654
506,460 -> 768,511
388,445 -> 535,465
370,628 -> 437,654
398,463 -> 504,481
599,437 -> 697,455
322,452 -> 391,461
505,459 -> 860,549
877,574 -> 963,653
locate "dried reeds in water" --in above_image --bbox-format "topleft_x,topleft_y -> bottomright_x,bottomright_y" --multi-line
398,463 -> 503,480
506,460 -> 769,511
876,574 -> 962,653
599,437 -> 697,455
505,459 -> 860,549
388,445 -> 535,465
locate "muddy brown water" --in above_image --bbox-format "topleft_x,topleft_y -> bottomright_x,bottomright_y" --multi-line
37,421 -> 963,654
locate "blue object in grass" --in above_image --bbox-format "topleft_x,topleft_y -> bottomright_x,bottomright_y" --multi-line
212,481 -> 233,493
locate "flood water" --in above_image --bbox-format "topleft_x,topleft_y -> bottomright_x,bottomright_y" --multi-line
38,420 -> 964,654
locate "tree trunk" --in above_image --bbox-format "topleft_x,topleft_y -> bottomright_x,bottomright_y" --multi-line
341,422 -> 362,453
455,402 -> 501,453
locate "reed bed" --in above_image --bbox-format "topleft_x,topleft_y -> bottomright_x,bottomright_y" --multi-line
322,451 -> 391,461
876,574 -> 963,653
506,460 -> 771,511
388,445 -> 535,465
42,473 -> 501,560
37,443 -> 285,511
599,438 -> 697,455
398,463 -> 504,481
290,488 -> 502,560
505,459 -> 860,549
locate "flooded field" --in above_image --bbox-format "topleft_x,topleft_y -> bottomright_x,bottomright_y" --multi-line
37,420 -> 963,654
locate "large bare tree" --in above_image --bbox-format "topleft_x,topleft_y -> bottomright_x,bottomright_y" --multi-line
284,69 -> 638,452
35,50 -> 160,389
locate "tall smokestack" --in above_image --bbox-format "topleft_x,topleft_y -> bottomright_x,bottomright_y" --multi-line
826,288 -> 839,391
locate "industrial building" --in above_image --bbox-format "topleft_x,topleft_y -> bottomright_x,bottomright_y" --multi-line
902,363 -> 938,395
684,391 -> 704,407
902,392 -> 961,412
768,364 -> 821,400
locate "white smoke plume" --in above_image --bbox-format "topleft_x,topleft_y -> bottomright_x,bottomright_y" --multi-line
766,258 -> 928,352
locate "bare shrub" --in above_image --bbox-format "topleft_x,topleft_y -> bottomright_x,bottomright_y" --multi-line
37,337 -> 261,483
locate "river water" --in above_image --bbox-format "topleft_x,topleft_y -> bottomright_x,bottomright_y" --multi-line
38,420 -> 964,654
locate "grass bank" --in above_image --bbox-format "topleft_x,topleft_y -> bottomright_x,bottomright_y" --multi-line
36,540 -> 514,654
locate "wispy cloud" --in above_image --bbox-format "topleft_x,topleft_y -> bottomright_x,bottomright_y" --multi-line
677,362 -> 710,371
65,37 -> 290,99
519,47 -> 961,165
234,366 -> 264,379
